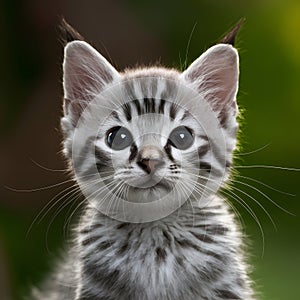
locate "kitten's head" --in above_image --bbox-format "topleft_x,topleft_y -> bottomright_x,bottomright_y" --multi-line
61,22 -> 240,222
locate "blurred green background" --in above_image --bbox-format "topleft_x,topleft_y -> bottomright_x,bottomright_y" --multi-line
0,0 -> 299,299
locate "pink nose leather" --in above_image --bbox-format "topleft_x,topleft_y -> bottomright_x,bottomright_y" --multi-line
140,159 -> 161,174
137,145 -> 165,174
138,158 -> 163,174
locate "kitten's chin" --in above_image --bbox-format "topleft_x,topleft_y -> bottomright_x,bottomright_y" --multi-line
126,185 -> 170,203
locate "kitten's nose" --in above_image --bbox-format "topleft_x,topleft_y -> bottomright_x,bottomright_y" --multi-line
137,146 -> 165,174
137,158 -> 164,174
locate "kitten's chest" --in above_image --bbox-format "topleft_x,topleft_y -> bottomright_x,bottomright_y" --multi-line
78,206 -> 233,299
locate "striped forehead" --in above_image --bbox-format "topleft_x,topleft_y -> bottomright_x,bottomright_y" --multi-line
122,74 -> 178,101
105,75 -> 194,122
111,98 -> 191,123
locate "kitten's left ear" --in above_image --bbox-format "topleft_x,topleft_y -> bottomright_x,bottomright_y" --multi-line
181,44 -> 239,115
63,41 -> 120,124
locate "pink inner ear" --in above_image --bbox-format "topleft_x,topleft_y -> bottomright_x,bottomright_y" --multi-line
183,44 -> 239,112
63,41 -> 120,122
198,66 -> 238,111
64,60 -> 115,102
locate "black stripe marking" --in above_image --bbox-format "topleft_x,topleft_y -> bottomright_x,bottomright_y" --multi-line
82,158 -> 113,178
94,147 -> 113,175
129,143 -> 138,162
199,135 -> 209,141
180,110 -> 190,121
162,230 -> 172,246
116,222 -> 130,229
117,242 -> 129,256
111,111 -> 121,122
198,144 -> 210,158
175,256 -> 185,267
82,263 -> 128,299
174,238 -> 201,251
75,136 -> 95,170
95,147 -> 111,174
132,99 -> 141,115
215,289 -> 240,299
203,250 -> 224,262
158,99 -> 165,114
95,147 -> 110,164
80,223 -> 103,235
205,225 -> 229,235
121,98 -> 171,115
143,98 -> 156,114
191,232 -> 214,243
97,240 -> 112,251
209,139 -> 227,168
143,98 -> 151,113
82,236 -> 100,246
236,278 -> 246,288
226,160 -> 232,168
169,103 -> 178,120
219,108 -> 228,128
196,211 -> 219,218
164,143 -> 175,162
150,98 -> 155,113
199,161 -> 212,172
155,247 -> 167,263
122,103 -> 132,121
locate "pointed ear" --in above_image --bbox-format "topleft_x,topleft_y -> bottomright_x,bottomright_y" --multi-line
63,41 -> 120,123
181,44 -> 239,117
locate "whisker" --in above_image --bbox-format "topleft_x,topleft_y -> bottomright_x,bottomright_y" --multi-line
5,179 -> 77,193
222,187 -> 265,256
181,174 -> 265,254
28,175 -> 107,238
228,183 -> 277,230
45,193 -> 83,254
183,22 -> 197,71
235,143 -> 271,156
235,165 -> 300,171
230,179 -> 295,216
26,184 -> 80,237
30,158 -> 69,172
234,174 -> 295,196
5,171 -> 105,193
63,197 -> 87,239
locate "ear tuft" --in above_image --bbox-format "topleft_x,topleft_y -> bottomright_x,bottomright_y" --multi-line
219,18 -> 245,46
60,18 -> 84,46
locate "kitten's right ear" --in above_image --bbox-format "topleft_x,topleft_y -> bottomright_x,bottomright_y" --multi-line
63,40 -> 120,124
181,44 -> 239,115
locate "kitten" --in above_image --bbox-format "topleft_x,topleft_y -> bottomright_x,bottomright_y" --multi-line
31,20 -> 254,299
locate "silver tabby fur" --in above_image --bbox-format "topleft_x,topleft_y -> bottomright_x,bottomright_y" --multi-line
31,23 -> 255,300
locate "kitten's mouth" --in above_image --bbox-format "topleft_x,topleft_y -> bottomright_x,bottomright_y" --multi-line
125,175 -> 172,191
132,180 -> 171,191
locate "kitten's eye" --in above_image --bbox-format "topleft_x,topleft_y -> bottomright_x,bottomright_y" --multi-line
168,126 -> 194,150
106,126 -> 133,150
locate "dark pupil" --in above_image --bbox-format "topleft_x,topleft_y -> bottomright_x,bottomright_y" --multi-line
169,126 -> 194,150
107,127 -> 133,150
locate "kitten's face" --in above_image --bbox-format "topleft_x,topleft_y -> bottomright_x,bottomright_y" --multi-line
95,98 -> 209,203
61,40 -> 239,222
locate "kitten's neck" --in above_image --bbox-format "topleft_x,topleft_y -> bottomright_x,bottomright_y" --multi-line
79,194 -> 233,233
